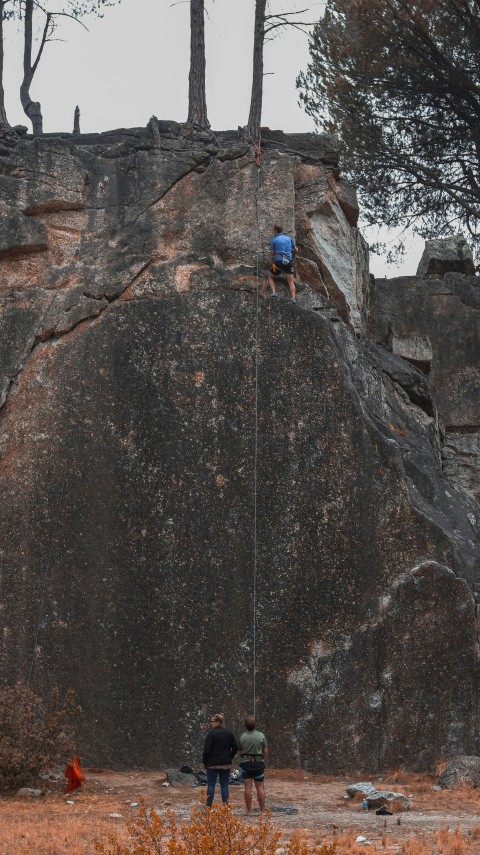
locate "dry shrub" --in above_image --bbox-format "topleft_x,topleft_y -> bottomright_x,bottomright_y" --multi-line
334,831 -> 356,849
387,768 -> 405,784
470,824 -> 480,840
414,781 -> 480,814
0,681 -> 80,791
435,827 -> 467,855
94,801 -> 336,855
436,759 -> 447,779
401,839 -> 427,855
450,783 -> 480,808
408,779 -> 431,796
334,831 -> 371,854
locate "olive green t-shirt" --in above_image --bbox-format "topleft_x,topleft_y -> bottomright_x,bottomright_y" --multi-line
238,729 -> 268,759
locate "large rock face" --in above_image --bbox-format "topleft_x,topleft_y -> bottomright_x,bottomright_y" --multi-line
0,125 -> 479,773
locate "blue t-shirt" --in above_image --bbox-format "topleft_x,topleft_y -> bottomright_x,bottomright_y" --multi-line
270,233 -> 296,262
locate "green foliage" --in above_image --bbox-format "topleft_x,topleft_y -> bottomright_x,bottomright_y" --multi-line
0,681 -> 81,791
1,0 -> 16,22
47,0 -> 119,19
297,0 -> 480,250
1,0 -> 118,26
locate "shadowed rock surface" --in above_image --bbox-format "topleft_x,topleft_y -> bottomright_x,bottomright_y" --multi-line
365,270 -> 480,507
437,755 -> 480,789
0,125 -> 479,773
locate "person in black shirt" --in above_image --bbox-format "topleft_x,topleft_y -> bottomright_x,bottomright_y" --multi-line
202,712 -> 238,806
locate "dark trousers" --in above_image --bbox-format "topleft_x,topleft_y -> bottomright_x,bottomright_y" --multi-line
206,768 -> 230,806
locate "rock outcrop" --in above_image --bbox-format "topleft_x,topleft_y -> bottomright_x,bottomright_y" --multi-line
346,783 -> 410,810
437,755 -> 480,789
364,268 -> 480,509
417,236 -> 475,278
0,124 -> 479,773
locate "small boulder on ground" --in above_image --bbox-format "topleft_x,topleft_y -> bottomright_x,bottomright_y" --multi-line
346,781 -> 410,810
346,782 -> 378,799
39,766 -> 64,782
165,769 -> 196,786
416,236 -> 475,277
16,787 -> 43,798
437,755 -> 480,789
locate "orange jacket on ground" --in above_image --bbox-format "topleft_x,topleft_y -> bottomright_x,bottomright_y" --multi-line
64,755 -> 85,793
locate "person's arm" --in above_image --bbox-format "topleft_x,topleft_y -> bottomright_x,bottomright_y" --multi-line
203,732 -> 212,767
231,733 -> 239,759
262,736 -> 269,761
270,237 -> 276,257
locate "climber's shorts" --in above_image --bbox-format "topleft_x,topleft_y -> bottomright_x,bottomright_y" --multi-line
271,259 -> 293,276
240,760 -> 265,781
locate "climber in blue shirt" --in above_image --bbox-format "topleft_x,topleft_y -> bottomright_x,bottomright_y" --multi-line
268,224 -> 298,302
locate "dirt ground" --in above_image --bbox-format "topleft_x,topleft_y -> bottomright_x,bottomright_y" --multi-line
1,768 -> 480,853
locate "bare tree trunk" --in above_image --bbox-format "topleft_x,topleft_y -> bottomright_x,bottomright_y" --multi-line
0,1 -> 10,127
187,0 -> 210,129
20,0 -> 48,134
247,0 -> 267,143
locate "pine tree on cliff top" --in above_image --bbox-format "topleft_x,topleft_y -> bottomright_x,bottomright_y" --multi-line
298,0 -> 480,255
0,1 -> 15,127
187,0 -> 209,129
247,2 -> 315,144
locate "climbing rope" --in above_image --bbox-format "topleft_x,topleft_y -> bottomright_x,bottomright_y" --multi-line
252,159 -> 261,718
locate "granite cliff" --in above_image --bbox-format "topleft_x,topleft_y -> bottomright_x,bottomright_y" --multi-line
0,123 -> 479,773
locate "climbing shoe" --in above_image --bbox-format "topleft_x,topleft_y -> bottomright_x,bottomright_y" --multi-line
269,292 -> 277,299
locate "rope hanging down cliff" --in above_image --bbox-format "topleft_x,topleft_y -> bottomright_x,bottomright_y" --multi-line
252,159 -> 261,718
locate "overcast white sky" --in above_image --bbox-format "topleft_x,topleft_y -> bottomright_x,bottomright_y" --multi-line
2,0 -> 423,276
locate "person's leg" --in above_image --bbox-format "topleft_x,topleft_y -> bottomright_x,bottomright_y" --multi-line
218,768 -> 230,804
206,768 -> 218,807
255,779 -> 266,812
244,777 -> 253,813
286,273 -> 296,300
267,269 -> 277,294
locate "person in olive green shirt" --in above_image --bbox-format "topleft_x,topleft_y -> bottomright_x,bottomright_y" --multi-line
238,714 -> 269,814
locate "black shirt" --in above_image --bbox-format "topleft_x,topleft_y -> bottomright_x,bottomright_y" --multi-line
202,727 -> 238,767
